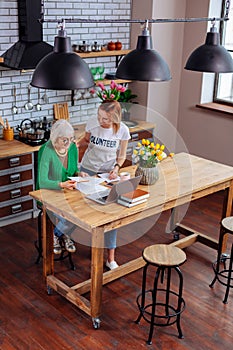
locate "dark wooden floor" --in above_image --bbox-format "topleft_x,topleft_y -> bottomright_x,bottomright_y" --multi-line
0,191 -> 233,350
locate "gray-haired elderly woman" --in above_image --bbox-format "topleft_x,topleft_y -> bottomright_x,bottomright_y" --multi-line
37,119 -> 87,254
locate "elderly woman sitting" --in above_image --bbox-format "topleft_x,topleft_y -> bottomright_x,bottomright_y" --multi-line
37,119 -> 87,254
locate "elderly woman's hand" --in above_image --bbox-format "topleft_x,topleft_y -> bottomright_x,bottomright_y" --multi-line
59,180 -> 77,190
79,171 -> 89,177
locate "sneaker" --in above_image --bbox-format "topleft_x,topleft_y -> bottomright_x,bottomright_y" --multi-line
63,235 -> 76,253
53,235 -> 62,255
106,260 -> 119,270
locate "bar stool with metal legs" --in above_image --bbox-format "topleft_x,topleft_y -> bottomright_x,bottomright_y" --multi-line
136,244 -> 186,345
209,216 -> 233,303
34,207 -> 75,270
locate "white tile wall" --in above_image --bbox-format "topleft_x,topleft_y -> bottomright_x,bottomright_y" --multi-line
0,0 -> 131,134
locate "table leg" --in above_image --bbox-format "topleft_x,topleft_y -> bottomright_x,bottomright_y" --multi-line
42,206 -> 54,282
90,227 -> 104,329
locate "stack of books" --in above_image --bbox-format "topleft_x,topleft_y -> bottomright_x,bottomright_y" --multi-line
117,189 -> 150,207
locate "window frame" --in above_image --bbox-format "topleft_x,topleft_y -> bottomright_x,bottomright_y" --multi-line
213,0 -> 233,107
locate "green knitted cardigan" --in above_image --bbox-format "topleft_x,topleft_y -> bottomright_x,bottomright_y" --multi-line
37,140 -> 79,190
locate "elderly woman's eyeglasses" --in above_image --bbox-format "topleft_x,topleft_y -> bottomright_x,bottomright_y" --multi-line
59,136 -> 75,145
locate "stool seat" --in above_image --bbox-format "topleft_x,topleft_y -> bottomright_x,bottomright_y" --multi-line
221,216 -> 233,232
143,244 -> 186,267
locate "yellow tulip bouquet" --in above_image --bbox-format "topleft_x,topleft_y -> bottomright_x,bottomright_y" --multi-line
132,139 -> 174,168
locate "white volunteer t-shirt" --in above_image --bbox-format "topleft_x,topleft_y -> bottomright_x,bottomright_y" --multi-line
81,116 -> 130,173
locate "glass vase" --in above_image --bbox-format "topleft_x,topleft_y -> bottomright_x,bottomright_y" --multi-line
135,166 -> 159,185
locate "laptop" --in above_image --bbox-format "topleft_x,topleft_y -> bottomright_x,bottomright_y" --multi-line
86,176 -> 142,205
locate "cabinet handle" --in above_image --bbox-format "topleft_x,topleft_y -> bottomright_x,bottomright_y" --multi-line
11,204 -> 22,214
9,157 -> 20,167
131,133 -> 139,140
10,189 -> 21,198
10,173 -> 20,183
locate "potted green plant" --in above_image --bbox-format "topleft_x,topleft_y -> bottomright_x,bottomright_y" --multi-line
91,80 -> 137,120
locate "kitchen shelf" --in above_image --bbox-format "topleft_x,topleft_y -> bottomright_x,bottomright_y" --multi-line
76,49 -> 131,59
95,79 -> 131,85
76,49 -> 131,70
71,49 -> 132,105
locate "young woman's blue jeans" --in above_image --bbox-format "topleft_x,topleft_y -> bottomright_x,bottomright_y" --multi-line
79,165 -> 117,249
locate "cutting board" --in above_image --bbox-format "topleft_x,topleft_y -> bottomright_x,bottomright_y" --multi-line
53,102 -> 69,120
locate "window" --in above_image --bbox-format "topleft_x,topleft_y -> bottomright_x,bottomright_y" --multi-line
214,0 -> 233,106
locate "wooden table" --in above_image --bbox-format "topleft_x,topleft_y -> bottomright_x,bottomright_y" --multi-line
29,153 -> 233,328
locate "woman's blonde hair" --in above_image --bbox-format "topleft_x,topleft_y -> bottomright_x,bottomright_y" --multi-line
98,100 -> 122,134
50,119 -> 74,146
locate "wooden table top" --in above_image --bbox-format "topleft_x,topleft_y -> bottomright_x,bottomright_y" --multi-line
29,153 -> 233,233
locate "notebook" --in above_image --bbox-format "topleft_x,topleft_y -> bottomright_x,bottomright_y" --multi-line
86,176 -> 142,205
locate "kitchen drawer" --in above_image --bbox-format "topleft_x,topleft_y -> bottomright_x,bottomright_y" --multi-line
0,199 -> 33,218
0,154 -> 32,171
0,169 -> 33,186
130,129 -> 153,142
0,184 -> 33,203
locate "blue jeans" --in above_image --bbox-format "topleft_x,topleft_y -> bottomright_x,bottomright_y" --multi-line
48,211 -> 75,238
80,165 -> 117,249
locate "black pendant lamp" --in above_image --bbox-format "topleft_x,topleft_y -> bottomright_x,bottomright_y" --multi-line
31,23 -> 94,90
185,23 -> 233,73
116,23 -> 171,82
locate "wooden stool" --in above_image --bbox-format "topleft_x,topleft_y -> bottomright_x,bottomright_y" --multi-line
34,208 -> 75,270
209,216 -> 233,303
136,244 -> 186,345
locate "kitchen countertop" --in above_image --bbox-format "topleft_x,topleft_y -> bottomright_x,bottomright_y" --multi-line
0,120 -> 155,158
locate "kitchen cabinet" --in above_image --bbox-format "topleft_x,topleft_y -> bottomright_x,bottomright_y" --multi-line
0,152 -> 35,227
124,126 -> 154,167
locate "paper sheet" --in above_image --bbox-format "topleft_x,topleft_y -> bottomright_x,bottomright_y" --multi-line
75,177 -> 106,195
97,172 -> 120,183
69,176 -> 100,184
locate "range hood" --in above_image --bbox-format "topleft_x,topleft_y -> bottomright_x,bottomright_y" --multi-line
1,0 -> 53,70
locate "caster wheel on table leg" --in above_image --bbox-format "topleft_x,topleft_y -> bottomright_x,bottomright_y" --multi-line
173,230 -> 180,241
92,317 -> 101,329
47,286 -> 53,295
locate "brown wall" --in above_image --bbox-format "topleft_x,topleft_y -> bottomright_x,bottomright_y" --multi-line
131,0 -> 233,166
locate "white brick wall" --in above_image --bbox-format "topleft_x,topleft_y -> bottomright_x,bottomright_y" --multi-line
0,0 -> 131,133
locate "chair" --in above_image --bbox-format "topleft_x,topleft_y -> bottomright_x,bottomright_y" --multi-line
209,216 -> 233,303
136,244 -> 186,345
34,207 -> 75,270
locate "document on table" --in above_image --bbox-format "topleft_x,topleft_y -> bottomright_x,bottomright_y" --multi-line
74,177 -> 105,195
97,172 -> 120,183
68,176 -> 91,183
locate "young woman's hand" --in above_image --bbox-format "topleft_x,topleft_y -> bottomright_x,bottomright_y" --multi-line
109,169 -> 118,180
109,163 -> 121,180
59,180 -> 76,190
